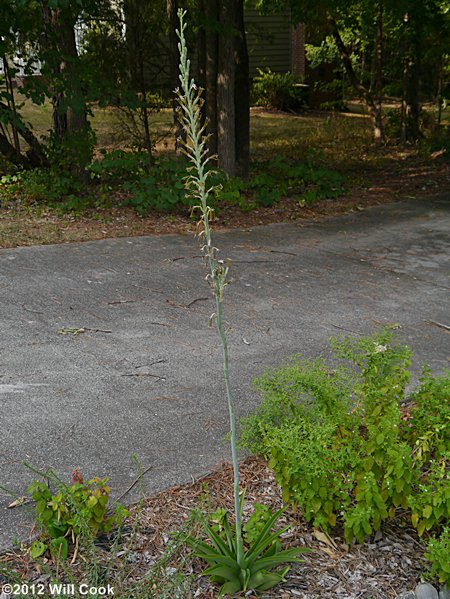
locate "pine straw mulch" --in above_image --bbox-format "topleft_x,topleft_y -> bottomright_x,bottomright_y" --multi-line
1,457 -> 428,598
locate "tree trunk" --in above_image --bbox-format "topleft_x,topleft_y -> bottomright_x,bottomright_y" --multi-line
329,16 -> 383,144
234,0 -> 250,179
123,0 -> 140,87
401,8 -> 423,142
205,0 -> 219,157
435,60 -> 443,127
0,101 -> 49,168
42,6 -> 88,144
217,0 -> 236,177
3,56 -> 21,155
167,0 -> 183,151
373,3 -> 384,145
400,56 -> 408,143
0,130 -> 29,168
138,46 -> 154,167
64,23 -> 88,136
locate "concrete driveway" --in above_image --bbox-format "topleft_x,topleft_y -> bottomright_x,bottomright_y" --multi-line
0,196 -> 449,548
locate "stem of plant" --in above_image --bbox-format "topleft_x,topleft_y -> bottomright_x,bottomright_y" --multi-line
175,9 -> 244,567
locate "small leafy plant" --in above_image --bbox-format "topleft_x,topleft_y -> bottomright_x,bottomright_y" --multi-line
28,467 -> 128,560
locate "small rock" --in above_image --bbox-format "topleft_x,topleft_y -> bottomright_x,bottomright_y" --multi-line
440,586 -> 450,599
396,593 -> 417,599
416,583 -> 439,599
374,529 -> 383,541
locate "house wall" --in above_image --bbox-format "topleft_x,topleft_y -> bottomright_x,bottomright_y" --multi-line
245,8 -> 292,77
2,9 -> 304,89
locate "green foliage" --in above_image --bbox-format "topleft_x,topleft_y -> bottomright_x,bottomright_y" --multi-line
28,470 -> 128,560
45,128 -> 97,174
409,453 -> 450,537
239,353 -> 353,456
248,156 -> 346,208
240,329 -> 450,552
252,68 -> 306,112
0,168 -> 83,207
425,527 -> 450,585
89,149 -> 149,184
407,367 -> 450,463
1,140 -> 347,216
188,498 -> 307,597
121,157 -> 191,215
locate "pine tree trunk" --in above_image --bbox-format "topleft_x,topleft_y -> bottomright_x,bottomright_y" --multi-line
217,0 -> 236,177
205,0 -> 219,157
234,0 -> 250,179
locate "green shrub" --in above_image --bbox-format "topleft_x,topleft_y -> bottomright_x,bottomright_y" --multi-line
239,354 -> 354,456
89,149 -> 149,183
409,452 -> 450,537
240,329 -> 449,552
247,156 -> 346,208
252,68 -> 306,112
121,157 -> 191,215
425,527 -> 450,585
45,128 -> 97,174
407,367 -> 450,463
0,168 -> 83,207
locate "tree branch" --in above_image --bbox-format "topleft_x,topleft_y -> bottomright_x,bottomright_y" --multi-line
327,15 -> 377,115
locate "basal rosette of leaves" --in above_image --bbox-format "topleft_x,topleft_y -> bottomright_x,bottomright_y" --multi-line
187,498 -> 308,598
240,328 -> 450,568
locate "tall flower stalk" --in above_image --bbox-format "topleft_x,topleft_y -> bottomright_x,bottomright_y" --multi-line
175,9 -> 244,567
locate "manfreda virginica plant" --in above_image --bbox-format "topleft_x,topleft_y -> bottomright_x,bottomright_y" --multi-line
175,9 -> 307,597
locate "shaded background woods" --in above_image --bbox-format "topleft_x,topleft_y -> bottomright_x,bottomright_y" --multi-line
0,0 -> 449,220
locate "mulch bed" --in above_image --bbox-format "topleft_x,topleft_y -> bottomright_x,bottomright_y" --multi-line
1,457 -> 427,598
126,457 -> 426,598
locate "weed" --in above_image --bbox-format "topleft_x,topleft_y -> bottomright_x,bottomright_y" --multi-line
27,466 -> 128,561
